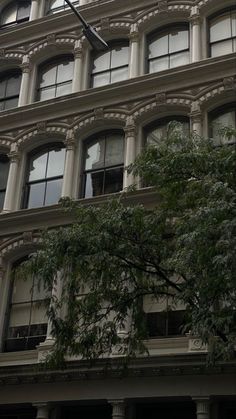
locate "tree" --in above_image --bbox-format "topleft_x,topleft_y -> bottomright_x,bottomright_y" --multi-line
23,123 -> 236,366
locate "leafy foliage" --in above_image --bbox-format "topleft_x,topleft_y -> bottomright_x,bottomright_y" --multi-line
23,123 -> 236,365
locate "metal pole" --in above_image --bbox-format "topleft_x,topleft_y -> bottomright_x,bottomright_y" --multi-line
64,0 -> 89,28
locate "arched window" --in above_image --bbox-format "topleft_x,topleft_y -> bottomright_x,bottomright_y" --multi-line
91,41 -> 129,88
0,71 -> 21,111
0,154 -> 10,210
82,131 -> 124,198
23,144 -> 66,208
47,0 -> 79,14
209,9 -> 236,57
209,104 -> 236,144
147,25 -> 189,74
37,55 -> 74,101
4,258 -> 48,352
145,116 -> 190,145
0,1 -> 31,28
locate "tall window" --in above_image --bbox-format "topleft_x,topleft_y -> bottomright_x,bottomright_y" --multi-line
4,258 -> 48,352
0,154 -> 10,210
23,144 -> 65,208
209,9 -> 236,57
37,56 -> 74,101
47,0 -> 79,14
0,71 -> 21,111
91,42 -> 129,88
147,25 -> 189,74
82,131 -> 124,198
210,104 -> 236,144
0,1 -> 31,28
145,116 -> 189,146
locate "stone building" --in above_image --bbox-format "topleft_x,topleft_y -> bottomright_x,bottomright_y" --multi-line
0,0 -> 236,418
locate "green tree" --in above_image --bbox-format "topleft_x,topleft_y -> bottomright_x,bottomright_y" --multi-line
23,123 -> 236,365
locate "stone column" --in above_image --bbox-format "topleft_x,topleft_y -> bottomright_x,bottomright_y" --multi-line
3,145 -> 21,213
38,0 -> 46,18
61,130 -> 76,198
193,398 -> 210,419
190,6 -> 201,62
129,24 -> 139,78
123,121 -> 136,189
33,403 -> 50,419
45,271 -> 64,341
29,0 -> 40,20
190,101 -> 202,136
72,40 -> 84,93
109,400 -> 125,419
18,56 -> 31,107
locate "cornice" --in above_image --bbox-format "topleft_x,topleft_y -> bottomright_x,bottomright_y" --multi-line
0,54 -> 235,133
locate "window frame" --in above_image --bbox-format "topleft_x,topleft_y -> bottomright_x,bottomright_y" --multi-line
0,154 -> 10,210
90,40 -> 130,88
146,23 -> 190,74
208,103 -> 236,143
0,0 -> 31,29
144,115 -> 190,146
36,55 -> 74,102
22,143 -> 65,209
208,7 -> 236,58
0,70 -> 22,112
46,0 -> 80,15
81,130 -> 125,198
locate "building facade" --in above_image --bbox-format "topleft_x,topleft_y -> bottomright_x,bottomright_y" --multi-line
0,0 -> 236,418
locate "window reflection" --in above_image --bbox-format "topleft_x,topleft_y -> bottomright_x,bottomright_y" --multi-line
0,72 -> 21,112
83,131 -> 124,198
24,144 -> 65,208
0,1 -> 31,28
146,117 -> 189,146
47,0 -> 80,14
37,56 -> 74,101
210,105 -> 236,144
0,154 -> 10,210
148,25 -> 189,74
91,42 -> 129,88
209,9 -> 236,57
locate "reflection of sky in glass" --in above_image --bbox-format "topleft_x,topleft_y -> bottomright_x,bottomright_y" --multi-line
85,141 -> 103,170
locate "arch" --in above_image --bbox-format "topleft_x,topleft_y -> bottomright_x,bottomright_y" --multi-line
136,4 -> 191,33
198,0 -> 236,14
197,81 -> 236,111
0,136 -> 14,150
0,50 -> 24,73
0,233 -> 41,264
81,20 -> 132,49
73,110 -> 128,139
16,123 -> 69,151
27,35 -> 76,64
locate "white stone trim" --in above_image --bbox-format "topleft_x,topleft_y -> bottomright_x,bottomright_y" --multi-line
16,124 -> 68,150
0,234 -> 41,261
137,3 -> 191,29
28,35 -> 76,61
132,97 -> 191,123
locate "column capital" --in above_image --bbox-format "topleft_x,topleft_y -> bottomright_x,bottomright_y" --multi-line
108,399 -> 125,419
74,46 -> 83,59
8,150 -> 21,163
189,6 -> 201,25
64,131 -> 76,150
124,121 -> 136,137
32,402 -> 50,419
192,397 -> 210,416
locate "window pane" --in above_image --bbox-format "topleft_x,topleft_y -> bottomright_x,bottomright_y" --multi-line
104,167 -> 123,195
39,87 -> 56,101
232,12 -> 236,37
147,126 -> 166,145
111,46 -> 129,68
93,51 -> 110,73
105,135 -> 124,166
47,147 -> 65,178
5,74 -> 21,97
211,39 -> 233,57
9,303 -> 31,327
149,34 -> 168,58
149,56 -> 169,73
11,273 -> 32,303
0,191 -> 5,210
44,179 -> 62,205
1,4 -> 17,25
27,182 -> 45,208
85,139 -> 105,170
170,51 -> 189,68
17,2 -> 31,20
56,82 -> 72,97
210,14 -> 231,42
57,60 -> 74,83
39,66 -> 57,88
0,79 -> 6,98
169,29 -> 188,53
84,171 -> 104,198
111,67 -> 129,84
212,111 -> 236,143
0,155 -> 9,189
29,152 -> 47,181
4,97 -> 19,110
92,72 -> 110,88
50,0 -> 64,9
30,303 -> 48,324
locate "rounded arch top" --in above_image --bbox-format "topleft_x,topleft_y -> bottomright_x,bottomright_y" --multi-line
16,123 -> 69,152
0,233 -> 41,265
27,35 -> 76,64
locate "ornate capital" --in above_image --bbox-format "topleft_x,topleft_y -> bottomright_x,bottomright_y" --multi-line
129,30 -> 139,42
156,92 -> 167,104
74,46 -> 83,59
124,121 -> 136,138
47,33 -> 57,46
20,61 -> 31,73
94,107 -> 104,120
8,150 -> 21,163
223,76 -> 236,91
65,131 -> 76,150
189,7 -> 201,25
37,121 -> 47,134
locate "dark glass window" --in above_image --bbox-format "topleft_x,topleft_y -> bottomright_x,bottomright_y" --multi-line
209,9 -> 236,57
0,154 -> 10,210
82,131 -> 124,198
0,72 -> 21,111
47,0 -> 79,15
0,405 -> 37,419
0,1 -> 31,28
23,144 -> 65,208
147,25 -> 189,73
37,56 -> 74,101
4,258 -> 48,352
209,104 -> 236,145
91,42 -> 129,88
